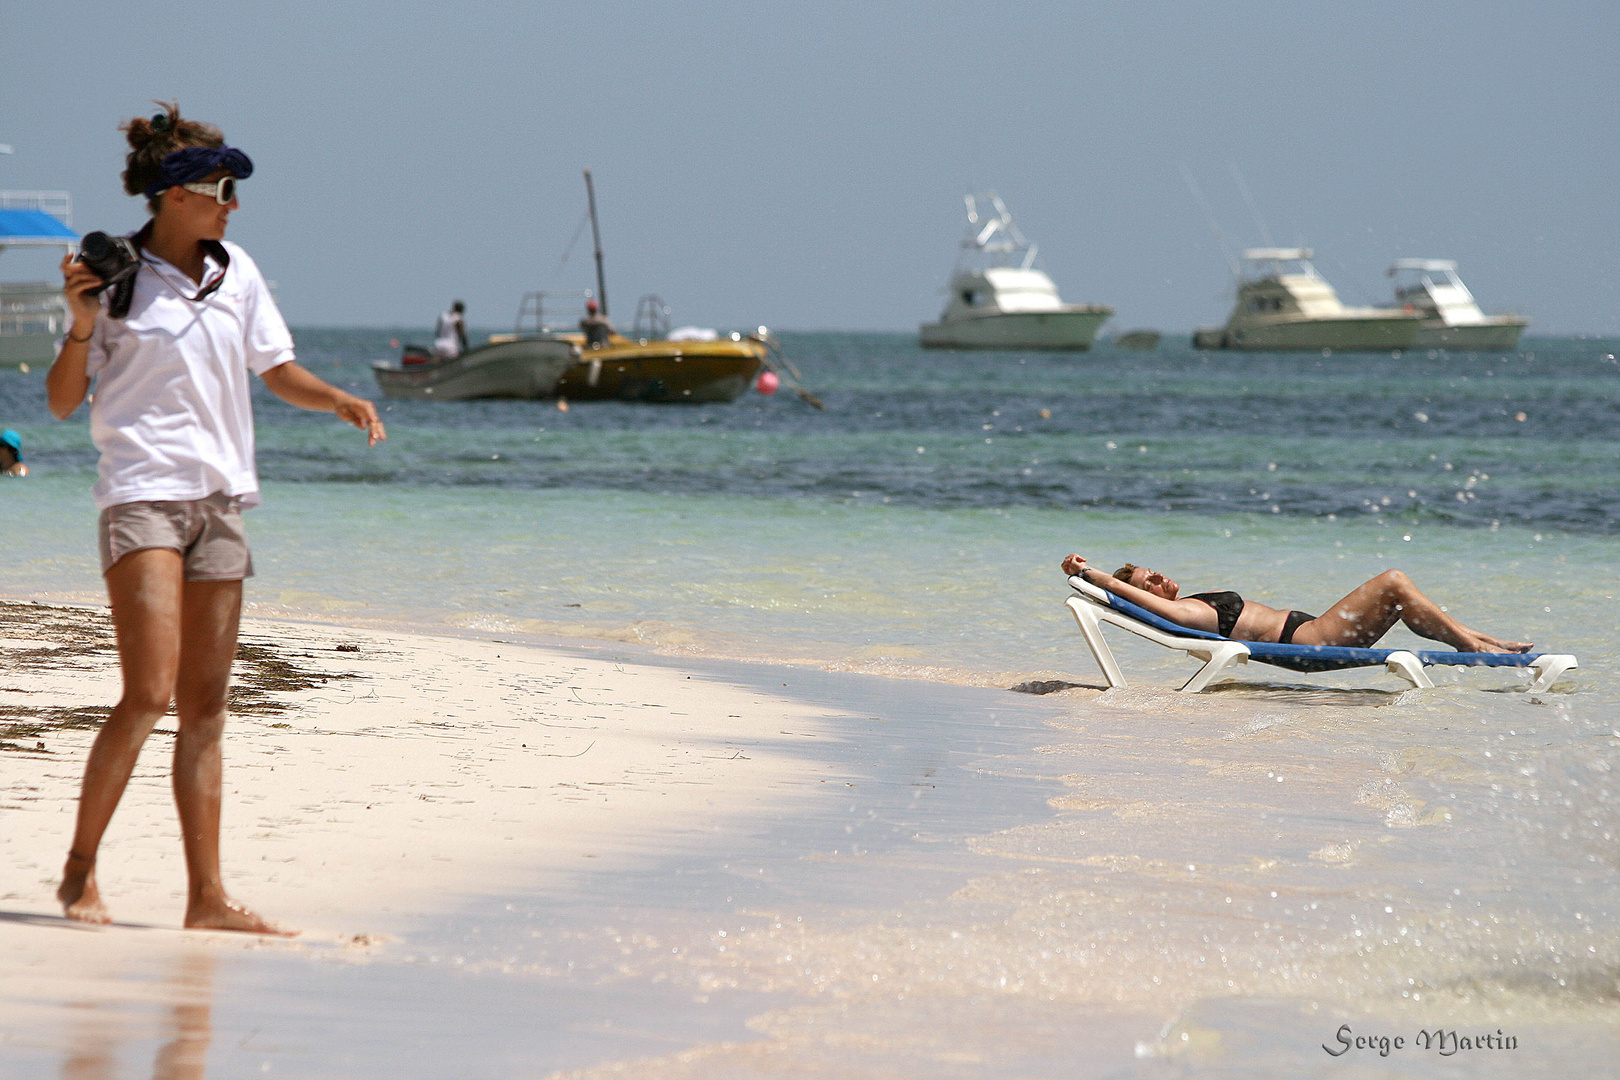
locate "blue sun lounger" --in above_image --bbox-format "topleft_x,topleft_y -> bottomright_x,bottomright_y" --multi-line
1065,575 -> 1577,694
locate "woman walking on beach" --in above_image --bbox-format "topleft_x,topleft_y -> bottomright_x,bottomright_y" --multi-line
48,104 -> 385,933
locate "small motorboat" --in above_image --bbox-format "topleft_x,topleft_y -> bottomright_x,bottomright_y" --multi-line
371,335 -> 578,400
1193,248 -> 1422,352
378,170 -> 818,407
919,193 -> 1112,351
1388,259 -> 1528,351
1111,329 -> 1161,351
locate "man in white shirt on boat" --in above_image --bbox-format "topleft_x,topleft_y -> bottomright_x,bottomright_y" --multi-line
433,300 -> 468,359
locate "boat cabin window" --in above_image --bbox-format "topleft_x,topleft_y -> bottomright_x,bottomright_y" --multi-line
960,289 -> 978,306
1248,296 -> 1286,313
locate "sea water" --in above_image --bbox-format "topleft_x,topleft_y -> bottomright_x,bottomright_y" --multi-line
2,333 -> 1617,1074
3,332 -> 1617,678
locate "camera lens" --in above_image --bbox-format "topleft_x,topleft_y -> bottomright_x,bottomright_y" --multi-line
80,232 -> 115,260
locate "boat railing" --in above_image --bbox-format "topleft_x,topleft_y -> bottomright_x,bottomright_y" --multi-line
1239,247 -> 1320,283
1388,261 -> 1473,301
632,294 -> 672,341
515,290 -> 595,335
953,192 -> 1039,273
0,190 -> 72,223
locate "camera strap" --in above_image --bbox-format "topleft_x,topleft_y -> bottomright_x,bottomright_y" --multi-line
105,222 -> 152,319
107,223 -> 231,319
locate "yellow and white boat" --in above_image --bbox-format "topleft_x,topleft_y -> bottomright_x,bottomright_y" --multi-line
525,171 -> 797,404
547,333 -> 768,403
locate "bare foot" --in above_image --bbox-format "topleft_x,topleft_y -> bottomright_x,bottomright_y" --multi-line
185,897 -> 297,937
58,852 -> 111,925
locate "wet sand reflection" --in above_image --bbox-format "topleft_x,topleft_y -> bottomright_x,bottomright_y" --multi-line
59,950 -> 214,1080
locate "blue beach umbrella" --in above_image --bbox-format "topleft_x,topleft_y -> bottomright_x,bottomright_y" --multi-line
0,206 -> 79,248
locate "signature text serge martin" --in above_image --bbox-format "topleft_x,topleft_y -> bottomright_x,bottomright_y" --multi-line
1323,1024 -> 1518,1057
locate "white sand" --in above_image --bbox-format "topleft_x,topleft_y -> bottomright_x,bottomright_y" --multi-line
0,608 -> 843,1028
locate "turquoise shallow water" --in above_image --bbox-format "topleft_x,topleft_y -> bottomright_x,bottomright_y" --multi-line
0,472 -> 1612,686
2,333 -> 1617,1074
3,332 -> 1617,664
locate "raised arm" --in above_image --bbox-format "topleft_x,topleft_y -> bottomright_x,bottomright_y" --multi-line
47,255 -> 103,419
1061,554 -> 1220,634
259,362 -> 387,446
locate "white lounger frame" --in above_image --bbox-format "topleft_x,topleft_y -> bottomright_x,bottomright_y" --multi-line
1064,576 -> 1576,694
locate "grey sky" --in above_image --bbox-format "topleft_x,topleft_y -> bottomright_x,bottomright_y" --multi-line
4,1 -> 1616,334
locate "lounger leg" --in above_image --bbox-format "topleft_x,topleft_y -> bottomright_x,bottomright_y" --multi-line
1384,651 -> 1434,690
1178,642 -> 1250,694
1526,654 -> 1578,694
1065,596 -> 1127,689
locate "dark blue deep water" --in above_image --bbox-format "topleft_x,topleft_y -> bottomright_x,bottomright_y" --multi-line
4,332 -> 1618,533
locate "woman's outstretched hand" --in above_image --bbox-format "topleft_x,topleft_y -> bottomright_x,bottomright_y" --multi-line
260,362 -> 388,446
1061,554 -> 1088,577
334,393 -> 387,446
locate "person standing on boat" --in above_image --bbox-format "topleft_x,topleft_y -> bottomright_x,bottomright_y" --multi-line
433,300 -> 467,359
0,429 -> 28,476
580,298 -> 614,348
48,102 -> 386,935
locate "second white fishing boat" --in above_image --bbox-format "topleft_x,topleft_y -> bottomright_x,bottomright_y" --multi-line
1388,259 -> 1528,350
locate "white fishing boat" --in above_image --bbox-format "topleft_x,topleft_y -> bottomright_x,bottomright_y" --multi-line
1388,259 -> 1528,350
1194,248 -> 1422,352
0,192 -> 77,368
920,193 -> 1111,351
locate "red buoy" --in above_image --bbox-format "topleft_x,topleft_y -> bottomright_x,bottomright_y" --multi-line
757,370 -> 780,395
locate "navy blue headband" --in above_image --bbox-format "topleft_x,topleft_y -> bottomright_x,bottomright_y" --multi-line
143,146 -> 254,197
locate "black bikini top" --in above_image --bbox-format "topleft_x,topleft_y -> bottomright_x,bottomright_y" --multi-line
1189,590 -> 1244,638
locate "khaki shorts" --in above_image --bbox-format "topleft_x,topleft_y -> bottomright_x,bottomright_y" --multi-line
98,494 -> 254,580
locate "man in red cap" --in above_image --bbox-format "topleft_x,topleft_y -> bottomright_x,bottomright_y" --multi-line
579,297 -> 614,348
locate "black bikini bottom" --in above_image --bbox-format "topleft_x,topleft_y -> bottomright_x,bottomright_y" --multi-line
1280,610 -> 1317,645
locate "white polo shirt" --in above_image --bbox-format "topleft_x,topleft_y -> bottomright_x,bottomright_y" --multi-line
81,240 -> 294,510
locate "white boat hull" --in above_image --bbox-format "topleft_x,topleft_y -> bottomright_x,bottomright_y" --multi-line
1,281 -> 71,367
1195,313 -> 1421,352
920,307 -> 1112,351
0,329 -> 58,367
1410,317 -> 1527,351
372,337 -> 579,400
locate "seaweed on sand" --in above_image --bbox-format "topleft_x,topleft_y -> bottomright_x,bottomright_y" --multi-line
0,601 -> 357,752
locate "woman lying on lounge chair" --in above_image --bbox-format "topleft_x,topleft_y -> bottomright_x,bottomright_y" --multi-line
1059,555 -> 1532,654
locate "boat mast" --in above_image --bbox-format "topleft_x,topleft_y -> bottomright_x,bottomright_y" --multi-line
583,168 -> 608,317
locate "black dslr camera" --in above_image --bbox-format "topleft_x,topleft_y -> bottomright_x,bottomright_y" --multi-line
76,232 -> 141,294
76,231 -> 143,318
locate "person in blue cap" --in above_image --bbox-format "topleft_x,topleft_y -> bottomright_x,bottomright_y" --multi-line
50,102 -> 385,936
0,430 -> 26,476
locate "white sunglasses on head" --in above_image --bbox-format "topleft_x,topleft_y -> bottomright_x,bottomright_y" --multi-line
178,176 -> 238,204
